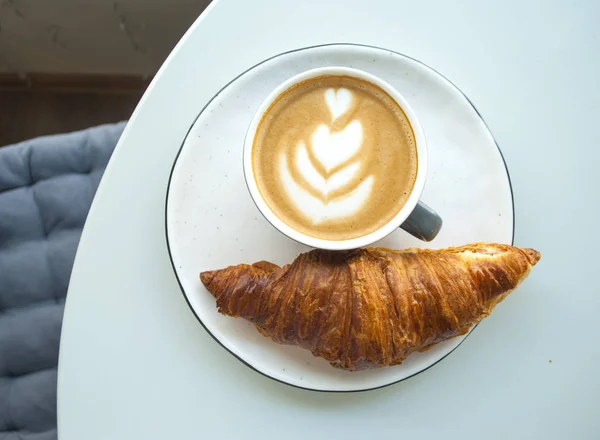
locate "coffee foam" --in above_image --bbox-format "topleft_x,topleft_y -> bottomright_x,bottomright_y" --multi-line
253,75 -> 417,241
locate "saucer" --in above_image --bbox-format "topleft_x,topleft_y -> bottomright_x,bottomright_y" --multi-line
165,43 -> 513,392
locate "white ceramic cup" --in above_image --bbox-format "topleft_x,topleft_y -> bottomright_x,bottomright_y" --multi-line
243,66 -> 442,250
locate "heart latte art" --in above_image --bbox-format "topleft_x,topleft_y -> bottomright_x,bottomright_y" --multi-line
253,75 -> 417,241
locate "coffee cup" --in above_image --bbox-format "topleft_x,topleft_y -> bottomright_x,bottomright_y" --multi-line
243,66 -> 442,250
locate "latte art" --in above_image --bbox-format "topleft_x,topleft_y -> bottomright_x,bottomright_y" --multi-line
280,87 -> 374,224
253,75 -> 417,241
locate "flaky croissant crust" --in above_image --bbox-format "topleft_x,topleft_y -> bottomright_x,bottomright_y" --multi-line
200,243 -> 540,370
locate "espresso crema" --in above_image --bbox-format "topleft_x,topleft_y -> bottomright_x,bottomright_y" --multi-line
252,75 -> 417,241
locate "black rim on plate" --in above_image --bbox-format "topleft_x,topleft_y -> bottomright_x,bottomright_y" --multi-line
164,43 -> 516,393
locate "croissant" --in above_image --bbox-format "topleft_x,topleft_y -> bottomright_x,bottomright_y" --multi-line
200,243 -> 540,371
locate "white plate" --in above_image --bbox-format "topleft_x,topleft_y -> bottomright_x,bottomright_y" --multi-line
165,44 -> 514,392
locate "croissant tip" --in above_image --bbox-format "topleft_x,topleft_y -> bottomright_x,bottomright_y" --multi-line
523,248 -> 541,265
200,270 -> 216,287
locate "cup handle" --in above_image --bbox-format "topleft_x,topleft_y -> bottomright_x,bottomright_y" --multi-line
400,201 -> 443,242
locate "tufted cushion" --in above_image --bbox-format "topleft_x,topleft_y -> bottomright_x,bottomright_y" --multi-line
0,122 -> 125,440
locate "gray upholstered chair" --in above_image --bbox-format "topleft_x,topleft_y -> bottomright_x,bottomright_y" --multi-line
0,122 -> 125,440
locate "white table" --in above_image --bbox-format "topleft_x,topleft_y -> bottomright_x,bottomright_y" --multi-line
57,0 -> 600,438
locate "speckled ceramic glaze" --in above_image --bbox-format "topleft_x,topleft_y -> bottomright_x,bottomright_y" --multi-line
166,44 -> 513,392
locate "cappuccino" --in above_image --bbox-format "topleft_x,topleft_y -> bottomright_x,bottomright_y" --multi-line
252,75 -> 417,241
